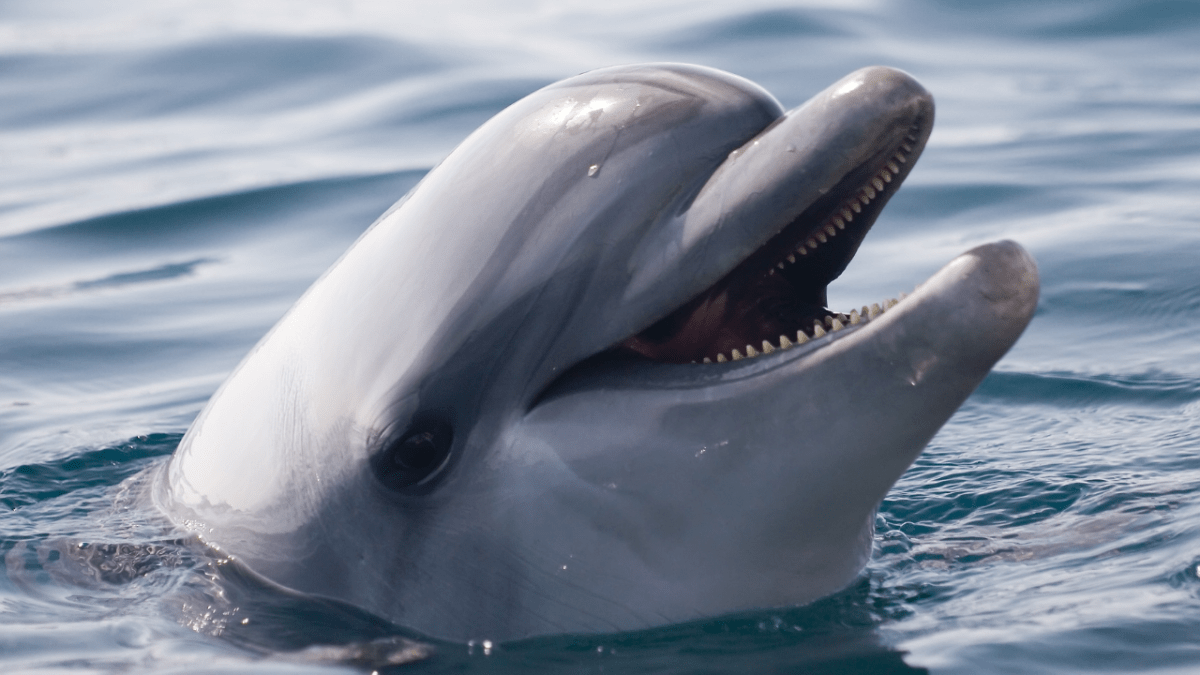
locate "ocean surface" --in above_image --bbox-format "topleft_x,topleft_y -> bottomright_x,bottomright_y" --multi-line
3,0 -> 1200,672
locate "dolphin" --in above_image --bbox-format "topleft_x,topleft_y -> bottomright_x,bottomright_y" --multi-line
155,64 -> 1039,642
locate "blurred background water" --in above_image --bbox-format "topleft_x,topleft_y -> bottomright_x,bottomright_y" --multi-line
2,0 -> 1200,672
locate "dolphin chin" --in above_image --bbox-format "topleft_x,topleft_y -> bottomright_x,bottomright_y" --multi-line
156,64 -> 1039,642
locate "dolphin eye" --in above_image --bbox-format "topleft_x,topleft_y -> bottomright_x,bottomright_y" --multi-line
374,419 -> 453,492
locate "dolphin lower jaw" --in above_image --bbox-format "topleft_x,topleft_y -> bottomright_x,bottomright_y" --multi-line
515,242 -> 1038,638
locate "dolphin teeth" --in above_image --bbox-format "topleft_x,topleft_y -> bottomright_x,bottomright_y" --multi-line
872,177 -> 885,191
863,186 -> 876,200
761,340 -> 774,353
812,324 -> 827,338
745,345 -> 758,357
795,330 -> 809,344
823,315 -> 834,327
777,262 -> 786,269
900,144 -> 912,154
841,208 -> 854,221
830,318 -> 844,331
806,239 -> 818,249
797,247 -> 807,255
824,224 -> 837,237
716,353 -> 727,363
703,357 -> 712,364
887,161 -> 900,173
869,303 -> 882,318
731,349 -> 744,361
833,216 -> 845,230
859,194 -> 871,205
884,298 -> 898,310
851,202 -> 862,213
880,171 -> 892,183
779,334 -> 793,349
815,232 -> 827,244
787,254 -> 796,263
849,309 -> 861,325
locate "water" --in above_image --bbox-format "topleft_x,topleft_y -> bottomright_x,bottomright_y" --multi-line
2,0 -> 1199,672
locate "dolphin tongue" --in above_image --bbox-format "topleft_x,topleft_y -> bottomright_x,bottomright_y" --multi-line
620,257 -> 830,362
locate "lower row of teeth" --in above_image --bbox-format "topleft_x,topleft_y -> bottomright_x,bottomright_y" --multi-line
698,293 -> 908,364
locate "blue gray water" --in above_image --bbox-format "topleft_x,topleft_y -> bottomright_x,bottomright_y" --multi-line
3,0 -> 1200,672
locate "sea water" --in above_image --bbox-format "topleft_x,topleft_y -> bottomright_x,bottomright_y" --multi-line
2,1 -> 1199,672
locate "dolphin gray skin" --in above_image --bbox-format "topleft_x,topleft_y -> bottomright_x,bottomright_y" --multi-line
156,64 -> 1039,642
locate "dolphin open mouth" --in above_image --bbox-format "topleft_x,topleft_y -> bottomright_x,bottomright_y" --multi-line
620,115 -> 932,365
160,63 -> 1039,643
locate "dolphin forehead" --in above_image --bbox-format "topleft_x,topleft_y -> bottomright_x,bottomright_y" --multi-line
337,64 -> 787,401
167,64 -> 781,517
399,65 -> 787,402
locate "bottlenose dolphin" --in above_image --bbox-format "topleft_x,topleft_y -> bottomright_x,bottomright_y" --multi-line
156,64 -> 1039,642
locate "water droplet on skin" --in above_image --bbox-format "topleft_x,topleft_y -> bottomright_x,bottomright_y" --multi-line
587,164 -> 600,177
786,144 -> 796,152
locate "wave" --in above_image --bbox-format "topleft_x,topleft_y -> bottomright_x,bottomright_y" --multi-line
5,169 -> 423,245
974,370 -> 1200,407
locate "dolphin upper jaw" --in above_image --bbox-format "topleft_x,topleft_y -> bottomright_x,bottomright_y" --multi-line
617,66 -> 934,365
654,65 -> 934,276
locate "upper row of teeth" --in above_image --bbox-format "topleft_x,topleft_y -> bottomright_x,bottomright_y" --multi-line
697,133 -> 920,364
698,293 -> 908,364
771,138 -> 914,272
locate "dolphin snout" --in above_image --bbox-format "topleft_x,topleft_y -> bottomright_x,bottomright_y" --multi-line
969,239 -> 1041,324
904,240 -> 1040,368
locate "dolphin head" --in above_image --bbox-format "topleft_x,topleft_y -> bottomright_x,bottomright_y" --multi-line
160,64 -> 1038,641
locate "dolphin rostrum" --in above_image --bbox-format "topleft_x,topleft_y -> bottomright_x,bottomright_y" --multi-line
156,64 -> 1039,642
